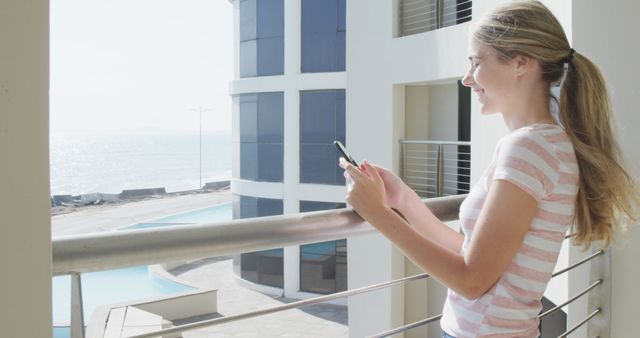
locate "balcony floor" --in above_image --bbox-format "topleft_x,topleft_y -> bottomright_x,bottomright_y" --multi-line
173,257 -> 348,338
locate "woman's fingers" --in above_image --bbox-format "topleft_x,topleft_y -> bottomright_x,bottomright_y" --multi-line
363,160 -> 382,185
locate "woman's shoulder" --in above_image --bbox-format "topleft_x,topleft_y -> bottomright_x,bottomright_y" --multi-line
502,123 -> 571,150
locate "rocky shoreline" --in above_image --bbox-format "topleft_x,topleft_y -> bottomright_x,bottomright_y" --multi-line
51,180 -> 230,217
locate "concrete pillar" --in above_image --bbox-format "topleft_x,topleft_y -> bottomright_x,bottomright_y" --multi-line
0,0 -> 52,336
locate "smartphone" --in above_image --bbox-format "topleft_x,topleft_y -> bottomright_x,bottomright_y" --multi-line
334,140 -> 359,167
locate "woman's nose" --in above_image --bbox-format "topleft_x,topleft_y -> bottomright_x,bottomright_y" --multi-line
461,72 -> 474,87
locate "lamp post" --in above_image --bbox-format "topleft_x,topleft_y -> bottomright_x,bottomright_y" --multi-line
191,106 -> 211,191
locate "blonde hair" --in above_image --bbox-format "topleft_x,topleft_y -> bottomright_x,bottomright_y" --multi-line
472,0 -> 639,247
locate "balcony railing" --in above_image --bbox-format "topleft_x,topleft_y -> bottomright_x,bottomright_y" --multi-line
399,0 -> 472,37
52,194 -> 610,338
401,140 -> 471,197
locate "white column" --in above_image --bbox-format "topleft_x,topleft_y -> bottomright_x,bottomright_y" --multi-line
0,0 -> 52,336
282,0 -> 302,298
572,1 -> 640,337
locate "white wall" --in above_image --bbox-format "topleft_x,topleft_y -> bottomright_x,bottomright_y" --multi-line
572,1 -> 640,337
427,83 -> 458,141
0,0 -> 52,336
405,86 -> 430,140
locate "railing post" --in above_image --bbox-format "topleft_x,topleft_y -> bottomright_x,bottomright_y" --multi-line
71,273 -> 85,338
436,144 -> 444,197
587,246 -> 611,337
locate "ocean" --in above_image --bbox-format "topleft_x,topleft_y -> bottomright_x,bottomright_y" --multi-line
49,130 -> 232,196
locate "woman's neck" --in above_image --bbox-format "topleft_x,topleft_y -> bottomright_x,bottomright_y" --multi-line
502,84 -> 555,131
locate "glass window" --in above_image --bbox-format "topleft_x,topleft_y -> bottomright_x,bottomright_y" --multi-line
240,143 -> 258,181
257,92 -> 283,143
239,94 -> 258,143
300,144 -> 341,184
300,90 -> 346,185
301,0 -> 346,73
300,90 -> 336,144
239,92 -> 283,182
240,40 -> 258,78
258,143 -> 283,182
234,195 -> 284,288
257,0 -> 284,39
299,201 -> 347,294
240,0 -> 284,77
239,0 -> 257,42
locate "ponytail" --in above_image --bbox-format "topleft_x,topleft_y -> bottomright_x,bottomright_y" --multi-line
559,54 -> 639,247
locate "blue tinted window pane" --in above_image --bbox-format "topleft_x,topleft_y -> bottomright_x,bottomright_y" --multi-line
335,238 -> 347,292
240,0 -> 257,41
337,0 -> 346,32
257,92 -> 283,143
336,31 -> 346,71
300,144 -> 338,184
238,195 -> 258,219
240,40 -> 257,78
336,90 -> 346,142
257,197 -> 283,216
239,96 -> 258,143
302,32 -> 337,73
258,144 -> 283,182
257,0 -> 284,39
302,0 -> 337,33
300,201 -> 346,212
300,91 -> 336,144
257,248 -> 283,287
240,143 -> 258,181
257,37 -> 284,76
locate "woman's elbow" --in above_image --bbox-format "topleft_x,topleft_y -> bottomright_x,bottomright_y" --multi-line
456,279 -> 494,300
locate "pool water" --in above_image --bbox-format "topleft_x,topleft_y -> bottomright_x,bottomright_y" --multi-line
122,202 -> 232,229
53,202 -> 232,335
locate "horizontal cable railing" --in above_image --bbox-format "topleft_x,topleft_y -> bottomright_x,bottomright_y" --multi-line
401,140 -> 471,198
127,237 -> 609,338
399,0 -> 472,36
367,247 -> 609,338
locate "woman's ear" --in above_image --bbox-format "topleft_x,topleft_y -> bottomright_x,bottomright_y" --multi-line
513,54 -> 533,77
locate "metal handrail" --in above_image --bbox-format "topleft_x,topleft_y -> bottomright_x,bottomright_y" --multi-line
400,140 -> 472,146
52,194 -> 465,275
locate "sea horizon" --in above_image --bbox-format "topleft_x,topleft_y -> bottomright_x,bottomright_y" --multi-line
49,128 -> 232,196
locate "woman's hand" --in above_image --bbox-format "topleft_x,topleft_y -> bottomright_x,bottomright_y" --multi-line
370,164 -> 407,210
339,158 -> 407,210
339,159 -> 392,221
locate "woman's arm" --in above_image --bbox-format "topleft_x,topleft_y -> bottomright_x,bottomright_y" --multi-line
357,162 -> 464,254
345,161 -> 537,299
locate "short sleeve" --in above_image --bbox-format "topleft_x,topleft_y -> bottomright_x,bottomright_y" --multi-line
492,130 -> 560,202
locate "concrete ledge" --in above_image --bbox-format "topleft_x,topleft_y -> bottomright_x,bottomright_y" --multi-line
119,188 -> 167,199
204,180 -> 230,190
87,288 -> 217,338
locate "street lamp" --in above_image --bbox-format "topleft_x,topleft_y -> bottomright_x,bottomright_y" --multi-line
190,106 -> 211,191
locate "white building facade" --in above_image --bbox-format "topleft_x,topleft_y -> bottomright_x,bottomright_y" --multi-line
227,0 -> 640,337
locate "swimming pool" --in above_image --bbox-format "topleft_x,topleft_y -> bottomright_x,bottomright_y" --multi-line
53,202 -> 232,337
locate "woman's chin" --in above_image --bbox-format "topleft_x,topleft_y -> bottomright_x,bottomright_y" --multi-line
479,104 -> 499,115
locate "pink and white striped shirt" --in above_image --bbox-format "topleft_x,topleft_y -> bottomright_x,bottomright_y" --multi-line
440,124 -> 579,338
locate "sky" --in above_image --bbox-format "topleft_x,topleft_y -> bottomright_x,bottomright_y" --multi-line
50,0 -> 234,133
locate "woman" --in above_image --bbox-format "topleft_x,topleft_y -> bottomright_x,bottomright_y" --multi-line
339,1 -> 638,337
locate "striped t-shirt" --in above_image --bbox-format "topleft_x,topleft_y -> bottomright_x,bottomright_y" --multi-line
440,124 -> 579,338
